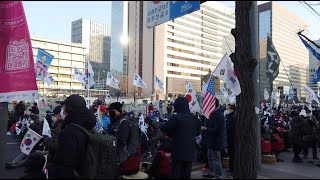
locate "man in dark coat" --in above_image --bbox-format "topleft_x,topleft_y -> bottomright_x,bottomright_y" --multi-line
48,94 -> 96,179
160,96 -> 201,179
201,99 -> 225,179
290,110 -> 307,163
225,104 -> 236,178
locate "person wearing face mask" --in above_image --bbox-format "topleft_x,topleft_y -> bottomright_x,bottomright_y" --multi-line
43,105 -> 65,162
48,94 -> 96,179
107,102 -> 141,176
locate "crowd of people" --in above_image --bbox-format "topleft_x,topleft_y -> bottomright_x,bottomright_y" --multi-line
7,93 -> 320,179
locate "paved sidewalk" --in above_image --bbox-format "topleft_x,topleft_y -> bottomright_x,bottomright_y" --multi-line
191,151 -> 320,179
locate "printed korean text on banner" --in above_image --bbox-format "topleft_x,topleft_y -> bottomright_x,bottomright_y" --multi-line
133,74 -> 147,88
73,66 -> 86,82
266,36 -> 281,83
213,53 -> 241,95
154,76 -> 164,91
35,48 -> 54,81
44,73 -> 54,86
42,118 -> 52,138
271,91 -> 277,100
264,88 -> 269,101
288,86 -> 295,101
20,128 -> 43,155
146,1 -> 200,28
302,85 -> 320,104
106,72 -> 120,89
186,80 -> 201,113
0,1 -> 39,102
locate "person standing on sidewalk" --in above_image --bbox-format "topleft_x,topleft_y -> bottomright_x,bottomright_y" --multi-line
225,104 -> 237,178
201,99 -> 225,179
290,110 -> 307,163
160,96 -> 201,179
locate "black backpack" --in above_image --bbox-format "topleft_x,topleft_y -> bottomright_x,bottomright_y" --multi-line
69,123 -> 119,179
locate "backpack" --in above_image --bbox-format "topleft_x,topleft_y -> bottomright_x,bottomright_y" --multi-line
158,150 -> 171,177
69,123 -> 118,179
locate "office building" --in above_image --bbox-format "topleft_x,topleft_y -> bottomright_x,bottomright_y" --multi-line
71,18 -> 111,89
31,36 -> 108,99
155,1 -> 235,97
259,2 -> 309,99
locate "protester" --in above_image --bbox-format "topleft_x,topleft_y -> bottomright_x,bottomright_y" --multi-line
43,105 -> 64,162
20,153 -> 47,179
48,94 -> 96,179
29,102 -> 40,115
226,104 -> 237,178
160,96 -> 201,179
148,102 -> 154,114
146,136 -> 172,179
166,102 -> 173,115
201,99 -> 225,179
100,105 -> 111,133
302,110 -> 319,160
108,102 -> 141,176
290,109 -> 307,163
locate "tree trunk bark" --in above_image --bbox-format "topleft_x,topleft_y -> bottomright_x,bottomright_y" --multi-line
230,1 -> 258,179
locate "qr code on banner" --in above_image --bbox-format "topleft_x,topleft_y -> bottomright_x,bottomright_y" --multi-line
6,39 -> 30,71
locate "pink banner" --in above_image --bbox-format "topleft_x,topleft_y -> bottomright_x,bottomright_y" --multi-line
0,1 -> 38,102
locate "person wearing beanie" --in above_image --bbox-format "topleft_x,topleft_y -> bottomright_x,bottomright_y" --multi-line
48,94 -> 96,179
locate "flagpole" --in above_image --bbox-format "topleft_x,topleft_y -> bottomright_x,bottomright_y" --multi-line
86,57 -> 90,103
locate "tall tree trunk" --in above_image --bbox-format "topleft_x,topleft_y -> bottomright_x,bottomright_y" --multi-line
230,1 -> 258,179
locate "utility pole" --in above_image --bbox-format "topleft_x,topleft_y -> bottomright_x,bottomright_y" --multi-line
250,1 -> 261,170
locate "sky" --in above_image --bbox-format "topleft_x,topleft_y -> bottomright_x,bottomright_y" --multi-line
23,1 -> 111,42
23,1 -> 320,42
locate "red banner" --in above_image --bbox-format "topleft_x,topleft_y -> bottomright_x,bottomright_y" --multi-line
0,1 -> 38,102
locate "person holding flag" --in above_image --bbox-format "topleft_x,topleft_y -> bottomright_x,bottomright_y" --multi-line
201,75 -> 225,179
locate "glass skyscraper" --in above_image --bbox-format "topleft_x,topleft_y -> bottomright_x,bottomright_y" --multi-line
110,1 -> 128,77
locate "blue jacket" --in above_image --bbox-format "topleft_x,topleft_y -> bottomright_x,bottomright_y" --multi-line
102,116 -> 111,132
204,105 -> 225,150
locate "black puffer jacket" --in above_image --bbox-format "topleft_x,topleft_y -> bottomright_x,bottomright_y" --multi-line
160,97 -> 201,161
204,105 -> 225,150
289,115 -> 306,145
48,107 -> 96,179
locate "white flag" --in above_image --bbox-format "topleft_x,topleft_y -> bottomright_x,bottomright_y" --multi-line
271,91 -> 277,100
186,80 -> 201,113
133,74 -> 147,88
106,72 -> 120,89
154,76 -> 164,91
264,88 -> 269,100
20,128 -> 43,155
44,73 -> 54,86
74,66 -> 86,82
302,85 -> 320,104
85,60 -> 95,88
201,82 -> 208,98
42,118 -> 52,138
213,53 -> 241,95
220,85 -> 229,99
297,89 -> 301,102
288,86 -> 295,101
106,92 -> 112,99
229,93 -> 236,105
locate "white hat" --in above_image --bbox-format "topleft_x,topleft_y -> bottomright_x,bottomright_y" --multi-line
299,110 -> 307,118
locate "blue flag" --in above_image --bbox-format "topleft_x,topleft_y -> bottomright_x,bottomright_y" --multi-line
298,35 -> 320,60
313,67 -> 320,84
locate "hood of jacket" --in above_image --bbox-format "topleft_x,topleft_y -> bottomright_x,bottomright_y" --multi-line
63,107 -> 96,130
173,97 -> 190,114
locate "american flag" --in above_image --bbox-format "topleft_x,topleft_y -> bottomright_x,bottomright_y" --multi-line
202,75 -> 216,119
